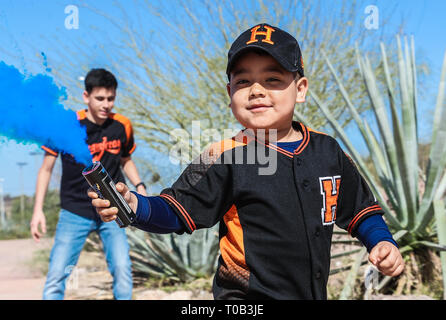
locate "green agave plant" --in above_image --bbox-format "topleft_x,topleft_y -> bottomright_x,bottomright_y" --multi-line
301,36 -> 446,299
127,225 -> 219,283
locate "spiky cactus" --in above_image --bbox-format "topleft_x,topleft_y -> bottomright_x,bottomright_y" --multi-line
127,225 -> 219,284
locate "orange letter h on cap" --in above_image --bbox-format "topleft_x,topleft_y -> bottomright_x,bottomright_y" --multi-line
246,25 -> 275,45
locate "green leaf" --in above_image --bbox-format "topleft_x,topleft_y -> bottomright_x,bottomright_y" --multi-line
381,40 -> 417,227
416,51 -> 446,232
359,49 -> 410,227
293,109 -> 317,129
413,241 -> 446,252
375,275 -> 392,291
399,37 -> 418,227
392,229 -> 409,241
433,199 -> 446,299
322,49 -> 393,188
331,248 -> 362,259
339,248 -> 368,300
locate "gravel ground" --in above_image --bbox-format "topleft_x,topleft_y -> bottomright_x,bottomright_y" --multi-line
0,237 -> 212,300
0,237 -> 435,300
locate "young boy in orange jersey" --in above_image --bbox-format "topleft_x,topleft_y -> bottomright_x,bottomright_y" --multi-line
89,24 -> 404,299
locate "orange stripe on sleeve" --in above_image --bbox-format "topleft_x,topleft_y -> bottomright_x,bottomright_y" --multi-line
128,144 -> 136,155
347,205 -> 381,234
41,146 -> 58,157
159,194 -> 196,232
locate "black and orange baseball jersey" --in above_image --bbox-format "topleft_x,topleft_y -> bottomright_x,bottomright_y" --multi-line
160,121 -> 383,299
42,109 -> 135,219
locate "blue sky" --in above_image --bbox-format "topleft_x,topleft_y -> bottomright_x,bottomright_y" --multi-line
0,0 -> 445,196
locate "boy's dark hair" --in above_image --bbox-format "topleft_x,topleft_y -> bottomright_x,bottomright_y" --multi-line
84,68 -> 118,93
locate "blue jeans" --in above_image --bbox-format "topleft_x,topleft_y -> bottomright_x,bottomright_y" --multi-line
43,209 -> 133,300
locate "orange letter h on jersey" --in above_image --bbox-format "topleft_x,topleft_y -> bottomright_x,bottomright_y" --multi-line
319,176 -> 341,225
246,25 -> 275,45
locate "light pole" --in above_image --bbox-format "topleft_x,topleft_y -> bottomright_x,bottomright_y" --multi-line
29,151 -> 43,168
16,162 -> 28,223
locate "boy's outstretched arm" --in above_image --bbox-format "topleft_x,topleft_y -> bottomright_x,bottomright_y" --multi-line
88,182 -> 183,233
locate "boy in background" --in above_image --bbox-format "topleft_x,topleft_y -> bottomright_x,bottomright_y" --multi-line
31,68 -> 147,300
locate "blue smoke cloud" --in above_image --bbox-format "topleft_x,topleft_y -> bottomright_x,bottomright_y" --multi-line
0,61 -> 92,166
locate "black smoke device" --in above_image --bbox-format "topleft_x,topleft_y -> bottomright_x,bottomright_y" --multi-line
82,161 -> 136,228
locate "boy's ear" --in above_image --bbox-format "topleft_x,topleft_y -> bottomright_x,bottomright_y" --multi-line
295,77 -> 308,103
82,91 -> 90,104
226,83 -> 232,108
226,83 -> 231,97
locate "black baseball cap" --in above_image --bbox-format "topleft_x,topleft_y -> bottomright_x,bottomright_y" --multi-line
226,23 -> 304,78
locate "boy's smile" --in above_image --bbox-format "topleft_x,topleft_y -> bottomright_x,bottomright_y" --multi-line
227,51 -> 308,142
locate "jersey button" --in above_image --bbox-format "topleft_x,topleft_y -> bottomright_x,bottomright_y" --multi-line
315,271 -> 322,279
303,180 -> 310,190
296,158 -> 303,166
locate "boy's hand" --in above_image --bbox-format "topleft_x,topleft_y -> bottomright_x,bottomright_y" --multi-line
30,209 -> 47,242
87,182 -> 138,223
368,241 -> 404,277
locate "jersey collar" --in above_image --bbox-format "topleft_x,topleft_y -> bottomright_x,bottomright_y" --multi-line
292,121 -> 310,156
236,121 -> 310,158
77,109 -> 113,127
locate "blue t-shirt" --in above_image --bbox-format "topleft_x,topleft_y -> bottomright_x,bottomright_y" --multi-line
275,140 -> 302,153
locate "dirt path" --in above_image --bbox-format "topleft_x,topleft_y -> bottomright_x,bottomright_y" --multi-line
0,237 -> 436,300
0,237 -> 212,300
0,238 -> 52,300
